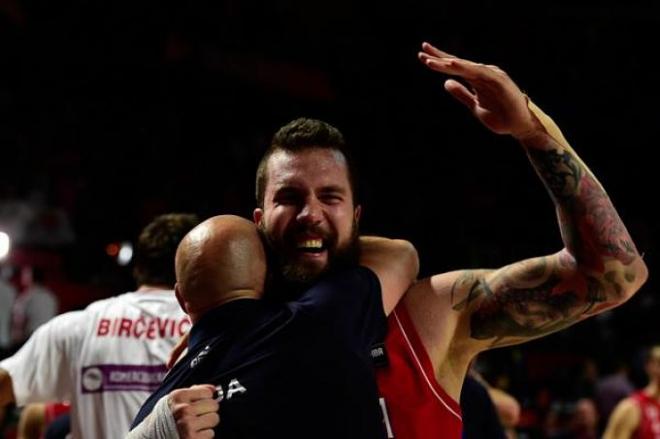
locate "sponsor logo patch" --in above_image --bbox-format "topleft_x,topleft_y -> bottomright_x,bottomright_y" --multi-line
81,364 -> 167,393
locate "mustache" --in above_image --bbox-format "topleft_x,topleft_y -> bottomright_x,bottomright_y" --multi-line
286,224 -> 333,241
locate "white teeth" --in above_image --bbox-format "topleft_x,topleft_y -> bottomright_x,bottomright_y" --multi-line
297,239 -> 323,249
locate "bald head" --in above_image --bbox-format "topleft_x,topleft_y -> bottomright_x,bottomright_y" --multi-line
175,215 -> 267,322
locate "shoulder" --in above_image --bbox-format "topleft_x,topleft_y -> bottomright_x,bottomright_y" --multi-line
32,311 -> 91,343
84,292 -> 139,312
612,396 -> 641,426
302,267 -> 380,300
82,298 -> 113,317
328,266 -> 379,285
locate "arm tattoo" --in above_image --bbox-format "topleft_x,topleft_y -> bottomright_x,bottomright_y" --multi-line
528,146 -> 638,267
577,176 -> 637,265
452,256 -> 632,345
452,136 -> 644,347
451,271 -> 493,311
469,274 -> 606,345
528,148 -> 582,201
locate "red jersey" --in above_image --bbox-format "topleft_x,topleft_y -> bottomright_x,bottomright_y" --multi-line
633,391 -> 660,439
376,303 -> 463,438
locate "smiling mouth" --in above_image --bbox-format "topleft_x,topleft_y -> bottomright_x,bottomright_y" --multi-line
296,239 -> 325,254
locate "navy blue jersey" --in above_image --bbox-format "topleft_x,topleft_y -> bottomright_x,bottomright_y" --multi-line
131,266 -> 387,438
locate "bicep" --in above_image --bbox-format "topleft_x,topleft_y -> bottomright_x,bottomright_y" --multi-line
453,249 -> 634,351
358,238 -> 419,315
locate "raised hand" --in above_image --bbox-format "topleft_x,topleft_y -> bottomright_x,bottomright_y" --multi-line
418,42 -> 541,139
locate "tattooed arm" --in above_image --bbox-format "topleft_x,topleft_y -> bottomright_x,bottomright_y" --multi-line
460,124 -> 647,347
405,43 -> 648,398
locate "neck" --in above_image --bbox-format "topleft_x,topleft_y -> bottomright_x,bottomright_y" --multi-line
645,381 -> 660,398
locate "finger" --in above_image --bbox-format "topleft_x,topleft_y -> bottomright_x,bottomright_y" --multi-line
424,57 -> 497,85
485,64 -> 506,75
195,412 -> 221,430
170,385 -> 216,404
421,42 -> 456,59
193,430 -> 215,439
421,57 -> 479,80
191,399 -> 219,416
177,421 -> 215,439
178,412 -> 219,437
444,79 -> 477,110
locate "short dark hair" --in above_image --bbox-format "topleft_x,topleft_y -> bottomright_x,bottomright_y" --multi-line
133,213 -> 200,288
255,118 -> 358,208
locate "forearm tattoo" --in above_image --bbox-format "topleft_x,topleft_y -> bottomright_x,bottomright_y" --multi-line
528,146 -> 637,267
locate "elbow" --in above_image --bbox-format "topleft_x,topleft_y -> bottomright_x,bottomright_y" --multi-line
623,255 -> 649,300
605,255 -> 649,306
394,239 -> 419,282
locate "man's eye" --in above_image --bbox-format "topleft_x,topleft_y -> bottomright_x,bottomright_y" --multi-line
321,194 -> 342,204
275,193 -> 300,205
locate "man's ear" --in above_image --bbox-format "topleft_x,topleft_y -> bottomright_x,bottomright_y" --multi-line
253,208 -> 264,226
174,283 -> 187,314
354,205 -> 362,223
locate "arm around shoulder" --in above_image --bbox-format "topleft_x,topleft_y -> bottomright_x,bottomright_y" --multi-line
359,236 -> 419,315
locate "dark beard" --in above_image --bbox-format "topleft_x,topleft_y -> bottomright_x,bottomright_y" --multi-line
258,221 -> 360,301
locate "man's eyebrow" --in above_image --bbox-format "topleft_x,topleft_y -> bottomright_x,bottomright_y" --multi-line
318,185 -> 347,194
272,185 -> 302,195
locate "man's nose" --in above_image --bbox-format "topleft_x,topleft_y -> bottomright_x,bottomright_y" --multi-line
297,199 -> 323,225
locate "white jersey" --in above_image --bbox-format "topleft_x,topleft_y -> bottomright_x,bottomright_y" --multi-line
0,290 -> 190,438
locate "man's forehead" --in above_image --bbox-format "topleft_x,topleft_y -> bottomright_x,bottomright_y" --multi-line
266,148 -> 350,187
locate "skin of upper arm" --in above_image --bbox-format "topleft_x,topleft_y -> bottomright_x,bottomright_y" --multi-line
398,272 -> 475,399
385,249 -> 644,399
358,238 -> 419,315
603,398 -> 640,439
443,248 -> 645,355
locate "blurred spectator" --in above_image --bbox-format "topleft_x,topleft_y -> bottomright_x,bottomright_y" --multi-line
604,346 -> 660,439
0,213 -> 198,438
0,193 -> 74,248
570,398 -> 599,439
0,271 -> 16,358
461,362 -> 521,439
595,361 -> 634,429
10,266 -> 58,347
469,357 -> 521,437
544,399 -> 598,439
16,401 -> 70,439
461,373 -> 507,439
488,384 -> 521,438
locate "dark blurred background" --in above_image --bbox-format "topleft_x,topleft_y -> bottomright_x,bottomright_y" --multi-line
0,0 -> 657,436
